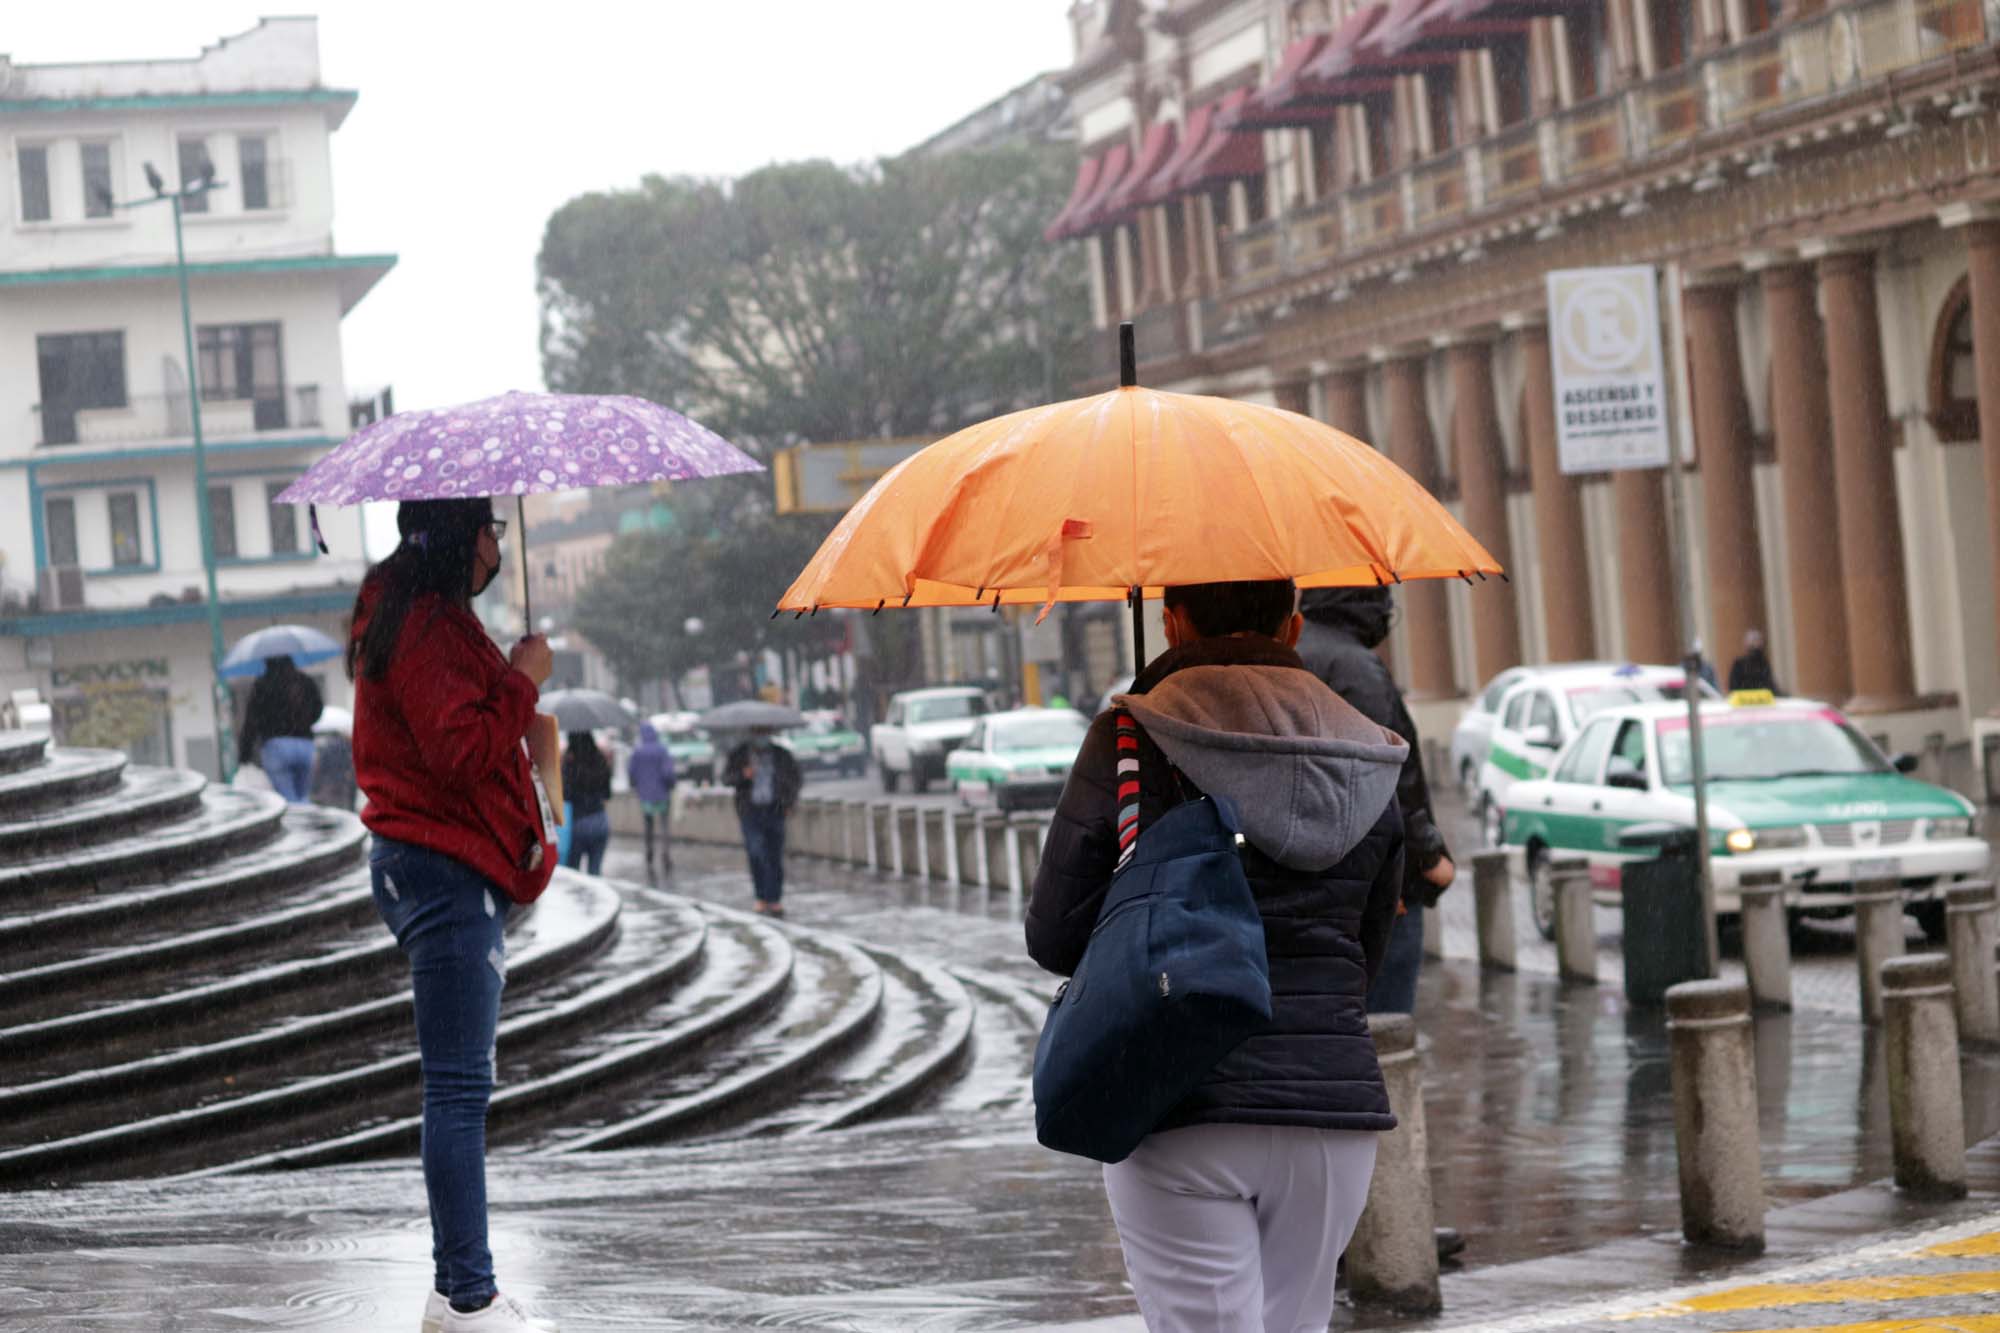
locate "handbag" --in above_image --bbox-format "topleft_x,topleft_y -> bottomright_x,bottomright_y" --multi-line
1032,708 -> 1273,1164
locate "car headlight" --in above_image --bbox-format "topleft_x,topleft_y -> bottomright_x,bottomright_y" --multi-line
1724,828 -> 1757,854
1930,816 -> 1974,839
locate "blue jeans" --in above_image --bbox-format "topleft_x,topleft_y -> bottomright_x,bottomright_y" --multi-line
564,809 -> 609,874
260,736 -> 316,803
1366,900 -> 1424,1015
739,804 -> 786,905
369,837 -> 510,1308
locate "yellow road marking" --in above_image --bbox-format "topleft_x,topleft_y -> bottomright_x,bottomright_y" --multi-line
1735,1316 -> 2000,1333
1629,1271 -> 2000,1316
1925,1234 -> 2000,1259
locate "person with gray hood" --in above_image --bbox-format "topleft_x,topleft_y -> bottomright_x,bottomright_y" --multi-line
1028,578 -> 1406,1333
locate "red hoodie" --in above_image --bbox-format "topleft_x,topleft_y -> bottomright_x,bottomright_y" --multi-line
351,582 -> 556,904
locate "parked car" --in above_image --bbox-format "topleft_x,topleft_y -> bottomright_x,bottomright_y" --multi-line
946,707 -> 1092,812
778,711 -> 867,777
1448,665 -> 1548,797
1498,696 -> 1987,939
648,713 -> 715,785
870,686 -> 990,793
1473,664 -> 1720,846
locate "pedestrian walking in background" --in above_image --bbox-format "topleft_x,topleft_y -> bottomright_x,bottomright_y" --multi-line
726,727 -> 800,916
1691,638 -> 1721,692
309,710 -> 358,811
1028,579 -> 1405,1333
347,497 -> 559,1333
238,654 -> 323,802
1727,629 -> 1781,695
560,731 -> 612,874
626,722 -> 677,873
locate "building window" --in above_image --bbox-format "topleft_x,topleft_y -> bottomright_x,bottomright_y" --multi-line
1649,0 -> 1693,72
1743,0 -> 1774,34
108,492 -> 144,568
1928,278 -> 1978,443
1426,71 -> 1460,151
177,138 -> 213,213
1241,171 -> 1269,225
1565,5 -> 1610,100
196,322 -> 287,430
1363,101 -> 1395,177
238,135 -> 271,210
266,481 -> 300,554
1494,39 -> 1532,126
36,330 -> 128,447
18,143 -> 51,223
45,497 -> 79,567
80,141 -> 114,217
208,485 -> 238,558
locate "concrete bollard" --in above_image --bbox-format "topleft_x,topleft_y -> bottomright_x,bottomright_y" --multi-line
1881,953 -> 1968,1199
1945,881 -> 1999,1046
1346,1014 -> 1441,1312
1472,850 -> 1515,972
913,804 -> 931,881
942,806 -> 961,886
1552,856 -> 1596,985
1854,884 -> 1906,1023
1422,900 -> 1444,959
863,801 -> 881,871
1737,873 -> 1792,1011
1665,979 -> 1765,1251
841,799 -> 859,866
926,808 -> 951,881
972,812 -> 993,889
1004,819 -> 1025,901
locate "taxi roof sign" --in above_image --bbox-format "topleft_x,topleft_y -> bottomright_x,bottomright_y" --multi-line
1727,689 -> 1776,707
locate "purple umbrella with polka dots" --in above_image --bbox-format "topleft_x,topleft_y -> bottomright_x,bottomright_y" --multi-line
276,390 -> 762,620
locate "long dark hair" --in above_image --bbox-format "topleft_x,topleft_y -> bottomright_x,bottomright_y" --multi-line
563,731 -> 610,788
347,497 -> 494,681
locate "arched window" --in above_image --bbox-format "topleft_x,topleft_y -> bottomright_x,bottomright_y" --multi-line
1927,277 -> 1978,443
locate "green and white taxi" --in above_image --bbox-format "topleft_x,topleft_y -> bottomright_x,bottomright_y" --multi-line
648,713 -> 716,785
777,711 -> 867,777
1474,664 -> 1717,846
945,707 -> 1091,813
1499,696 -> 1987,939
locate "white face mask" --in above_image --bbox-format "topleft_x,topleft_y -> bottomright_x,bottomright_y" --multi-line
473,545 -> 502,597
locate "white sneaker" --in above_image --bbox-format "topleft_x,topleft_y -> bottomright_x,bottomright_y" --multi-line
439,1291 -> 559,1332
421,1290 -> 447,1333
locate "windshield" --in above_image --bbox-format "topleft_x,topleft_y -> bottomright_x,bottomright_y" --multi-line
1657,712 -> 1889,785
910,695 -> 984,724
993,715 -> 1089,751
1570,680 -> 1699,722
805,716 -> 851,735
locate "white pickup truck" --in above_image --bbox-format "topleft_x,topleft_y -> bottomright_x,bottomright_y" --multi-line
870,686 -> 990,793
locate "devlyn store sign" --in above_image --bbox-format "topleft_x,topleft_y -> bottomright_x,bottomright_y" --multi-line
51,659 -> 172,690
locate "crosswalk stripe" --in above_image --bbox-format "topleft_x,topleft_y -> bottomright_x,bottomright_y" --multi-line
1631,1272 -> 2000,1315
1923,1233 -> 2000,1259
1735,1315 -> 2000,1333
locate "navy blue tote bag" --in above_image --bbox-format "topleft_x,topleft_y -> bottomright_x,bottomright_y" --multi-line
1032,713 -> 1272,1164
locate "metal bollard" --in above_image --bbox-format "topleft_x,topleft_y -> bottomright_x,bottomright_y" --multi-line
1854,884 -> 1906,1023
1472,850 -> 1516,972
1945,882 -> 1999,1046
1552,856 -> 1596,985
1665,979 -> 1765,1251
1881,953 -> 1967,1199
1346,1014 -> 1441,1312
1737,873 -> 1792,1011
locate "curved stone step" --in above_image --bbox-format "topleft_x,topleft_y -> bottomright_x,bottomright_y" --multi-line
927,967 -> 1046,1119
0,876 -> 645,1134
0,731 -> 48,774
0,805 -> 366,961
0,747 -> 125,817
0,783 -> 284,900
0,877 -> 628,1184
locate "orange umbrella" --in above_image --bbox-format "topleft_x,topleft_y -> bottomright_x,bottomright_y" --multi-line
778,325 -> 1502,661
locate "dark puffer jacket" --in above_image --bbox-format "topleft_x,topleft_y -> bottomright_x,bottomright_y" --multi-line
1026,635 -> 1407,1134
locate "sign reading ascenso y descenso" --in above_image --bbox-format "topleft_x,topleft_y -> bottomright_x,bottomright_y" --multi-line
1546,266 -> 1670,474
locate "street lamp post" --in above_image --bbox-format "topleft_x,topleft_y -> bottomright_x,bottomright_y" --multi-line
118,165 -> 234,780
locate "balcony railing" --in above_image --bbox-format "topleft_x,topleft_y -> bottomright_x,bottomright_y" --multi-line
1210,0 -> 1989,301
32,383 -> 328,448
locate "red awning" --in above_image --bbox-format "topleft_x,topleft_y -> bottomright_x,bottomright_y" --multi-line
1437,0 -> 1593,18
1133,102 -> 1216,207
1066,141 -> 1133,235
1223,30 -> 1394,129
1376,0 -> 1532,54
1101,121 -> 1179,223
1170,89 -> 1267,193
1319,0 -> 1459,72
1043,154 -> 1103,242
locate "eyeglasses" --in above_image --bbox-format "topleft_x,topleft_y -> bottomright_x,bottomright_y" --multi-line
486,519 -> 509,540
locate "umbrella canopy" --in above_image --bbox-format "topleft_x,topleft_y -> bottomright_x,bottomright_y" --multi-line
538,688 -> 634,734
219,624 -> 343,679
701,700 -> 806,732
777,380 -> 1500,616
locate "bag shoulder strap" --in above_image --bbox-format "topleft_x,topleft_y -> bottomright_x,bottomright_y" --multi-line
1111,706 -> 1200,875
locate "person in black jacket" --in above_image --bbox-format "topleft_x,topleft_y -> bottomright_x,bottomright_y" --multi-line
1028,579 -> 1406,1333
726,728 -> 802,916
560,732 -> 613,874
238,654 -> 323,803
1727,629 -> 1781,695
1296,588 -> 1456,1016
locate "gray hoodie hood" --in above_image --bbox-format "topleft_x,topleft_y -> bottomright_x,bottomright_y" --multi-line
1116,664 -> 1407,872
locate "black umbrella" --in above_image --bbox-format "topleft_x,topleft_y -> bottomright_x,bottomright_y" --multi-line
538,688 -> 633,733
700,700 -> 805,732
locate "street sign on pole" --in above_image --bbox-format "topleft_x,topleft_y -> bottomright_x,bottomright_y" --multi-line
1547,266 -> 1672,475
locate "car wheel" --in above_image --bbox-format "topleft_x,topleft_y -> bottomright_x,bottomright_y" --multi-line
881,765 -> 900,794
1910,898 -> 1948,944
1459,759 -> 1478,803
1480,795 -> 1506,849
1527,844 -> 1557,941
911,765 -> 930,795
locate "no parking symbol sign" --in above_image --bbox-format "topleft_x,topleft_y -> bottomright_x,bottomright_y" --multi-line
1547,266 -> 1671,474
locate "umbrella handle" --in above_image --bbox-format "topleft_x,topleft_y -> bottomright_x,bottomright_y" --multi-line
518,494 -> 531,630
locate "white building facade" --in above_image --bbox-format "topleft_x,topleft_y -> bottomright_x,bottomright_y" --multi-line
0,18 -> 391,774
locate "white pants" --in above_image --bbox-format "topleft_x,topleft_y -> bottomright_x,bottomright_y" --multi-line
1102,1123 -> 1378,1333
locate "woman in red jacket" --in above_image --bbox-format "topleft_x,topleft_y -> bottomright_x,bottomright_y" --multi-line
349,497 -> 558,1333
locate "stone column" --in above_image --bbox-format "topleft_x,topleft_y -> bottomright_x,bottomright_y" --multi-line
1948,214 -> 2000,694
1516,318 -> 1597,660
1758,261 -> 1852,702
1445,335 -> 1522,679
1321,364 -> 1371,437
1814,246 -> 1919,713
1614,469 -> 1680,663
1275,379 -> 1310,417
1682,275 -> 1768,670
1382,352 -> 1459,699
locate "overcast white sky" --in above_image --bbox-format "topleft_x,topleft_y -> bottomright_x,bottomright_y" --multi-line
10,1 -> 1076,410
